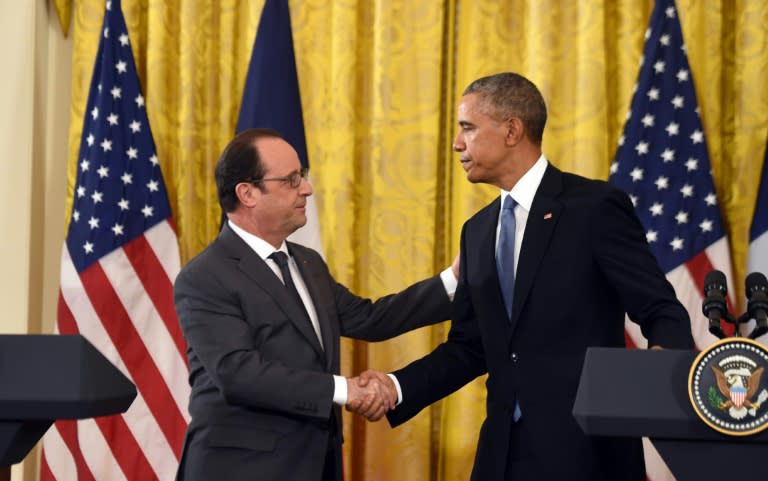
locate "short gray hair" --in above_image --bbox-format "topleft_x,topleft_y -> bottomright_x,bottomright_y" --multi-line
463,72 -> 547,145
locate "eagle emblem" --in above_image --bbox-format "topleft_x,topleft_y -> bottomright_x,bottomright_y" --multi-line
710,356 -> 768,419
688,338 -> 768,436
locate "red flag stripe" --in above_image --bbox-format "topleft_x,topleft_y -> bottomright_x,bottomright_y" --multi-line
51,293 -> 138,481
78,259 -> 187,452
43,297 -> 98,481
39,451 -> 55,481
93,415 -> 160,481
41,424 -> 80,481
684,248 -> 735,339
143,219 -> 182,283
624,329 -> 637,349
98,237 -> 190,416
52,421 -> 97,481
122,233 -> 187,359
59,249 -> 183,477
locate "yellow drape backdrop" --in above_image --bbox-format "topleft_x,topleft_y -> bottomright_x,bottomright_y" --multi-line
55,1 -> 768,480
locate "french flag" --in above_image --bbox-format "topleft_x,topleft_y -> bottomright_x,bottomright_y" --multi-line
236,0 -> 323,255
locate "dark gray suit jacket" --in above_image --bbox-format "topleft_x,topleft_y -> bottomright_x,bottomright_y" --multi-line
174,223 -> 451,481
387,164 -> 694,481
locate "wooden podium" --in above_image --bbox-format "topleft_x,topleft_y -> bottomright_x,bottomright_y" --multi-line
0,335 -> 136,479
573,347 -> 768,480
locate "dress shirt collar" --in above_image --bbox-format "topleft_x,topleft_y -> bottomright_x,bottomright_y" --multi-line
500,154 -> 548,210
227,219 -> 289,260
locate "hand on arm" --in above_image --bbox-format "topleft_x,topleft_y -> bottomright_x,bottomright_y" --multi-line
345,369 -> 397,421
451,250 -> 460,280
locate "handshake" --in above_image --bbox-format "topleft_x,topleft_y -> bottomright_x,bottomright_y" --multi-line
345,369 -> 397,422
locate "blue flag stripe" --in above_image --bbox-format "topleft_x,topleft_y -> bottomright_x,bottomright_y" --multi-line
236,0 -> 309,169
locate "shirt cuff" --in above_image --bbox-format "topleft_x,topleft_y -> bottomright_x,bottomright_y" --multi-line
440,267 -> 458,300
387,373 -> 403,405
333,375 -> 347,405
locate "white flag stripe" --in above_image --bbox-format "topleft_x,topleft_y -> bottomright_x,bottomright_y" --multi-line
665,264 -> 712,348
706,238 -> 736,295
642,438 -> 675,481
748,231 -> 768,275
60,247 -> 125,375
624,317 -> 648,349
116,390 -> 180,479
99,246 -> 190,415
77,419 -> 129,481
144,220 -> 182,283
60,248 -> 180,475
41,428 -> 77,481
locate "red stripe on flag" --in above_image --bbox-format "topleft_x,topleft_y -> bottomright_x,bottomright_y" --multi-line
53,421 -> 97,481
39,451 -> 55,481
57,293 -> 152,478
94,415 -> 160,481
624,330 -> 638,349
79,261 -> 187,453
122,235 -> 187,360
57,291 -> 79,335
685,250 -> 735,337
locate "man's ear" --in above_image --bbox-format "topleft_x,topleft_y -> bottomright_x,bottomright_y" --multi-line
505,117 -> 525,145
235,182 -> 259,208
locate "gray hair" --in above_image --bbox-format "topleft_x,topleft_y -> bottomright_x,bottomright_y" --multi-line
463,72 -> 547,145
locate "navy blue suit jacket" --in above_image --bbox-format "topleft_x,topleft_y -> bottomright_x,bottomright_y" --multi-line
388,164 -> 694,481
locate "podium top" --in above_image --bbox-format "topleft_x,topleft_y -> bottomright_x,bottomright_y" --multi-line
573,347 -> 768,442
0,334 -> 136,420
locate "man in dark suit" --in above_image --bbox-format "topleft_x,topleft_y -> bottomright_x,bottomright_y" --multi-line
369,72 -> 694,481
173,128 -> 457,481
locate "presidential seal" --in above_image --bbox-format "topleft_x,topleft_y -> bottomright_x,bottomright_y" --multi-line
689,337 -> 768,436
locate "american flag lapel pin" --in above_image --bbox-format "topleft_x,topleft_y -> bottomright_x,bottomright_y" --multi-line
543,212 -> 553,220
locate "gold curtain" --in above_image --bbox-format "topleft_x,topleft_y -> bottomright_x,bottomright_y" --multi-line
56,1 -> 768,480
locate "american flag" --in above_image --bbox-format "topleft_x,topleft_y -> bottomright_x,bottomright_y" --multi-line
40,1 -> 190,480
609,1 -> 733,479
748,143 -> 768,343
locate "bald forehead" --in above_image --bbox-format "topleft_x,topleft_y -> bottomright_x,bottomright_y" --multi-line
254,136 -> 301,173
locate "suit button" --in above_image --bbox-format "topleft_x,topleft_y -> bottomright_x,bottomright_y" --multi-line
510,352 -> 518,363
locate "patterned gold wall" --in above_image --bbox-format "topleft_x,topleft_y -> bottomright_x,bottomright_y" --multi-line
55,1 -> 768,480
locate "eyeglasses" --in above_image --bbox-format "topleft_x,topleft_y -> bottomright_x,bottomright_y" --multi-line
252,167 -> 309,189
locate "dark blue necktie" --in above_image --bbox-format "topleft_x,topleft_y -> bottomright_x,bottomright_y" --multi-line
496,195 -> 523,422
496,194 -> 517,320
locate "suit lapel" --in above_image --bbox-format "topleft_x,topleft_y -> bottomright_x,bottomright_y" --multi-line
509,165 -> 563,331
468,200 -> 511,328
289,243 -> 336,371
218,226 -> 326,359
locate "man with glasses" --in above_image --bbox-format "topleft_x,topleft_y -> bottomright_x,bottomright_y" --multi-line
173,128 -> 458,481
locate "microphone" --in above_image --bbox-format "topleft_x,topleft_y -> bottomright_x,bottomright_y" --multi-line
702,270 -> 728,339
746,272 -> 768,339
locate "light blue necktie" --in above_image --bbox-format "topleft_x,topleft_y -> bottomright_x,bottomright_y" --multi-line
496,194 -> 517,320
496,195 -> 523,422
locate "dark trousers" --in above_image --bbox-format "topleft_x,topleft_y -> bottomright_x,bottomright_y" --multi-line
505,418 -> 543,481
321,411 -> 342,481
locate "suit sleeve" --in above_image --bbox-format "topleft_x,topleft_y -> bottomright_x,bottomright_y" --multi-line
335,274 -> 452,341
386,228 -> 487,427
175,261 -> 335,421
590,187 -> 694,349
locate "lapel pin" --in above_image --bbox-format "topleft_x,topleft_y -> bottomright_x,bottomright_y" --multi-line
543,212 -> 553,220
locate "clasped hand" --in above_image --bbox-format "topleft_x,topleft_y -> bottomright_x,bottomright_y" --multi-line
345,370 -> 396,421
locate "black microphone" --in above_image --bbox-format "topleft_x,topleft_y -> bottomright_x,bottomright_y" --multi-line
702,270 -> 728,339
746,272 -> 768,339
